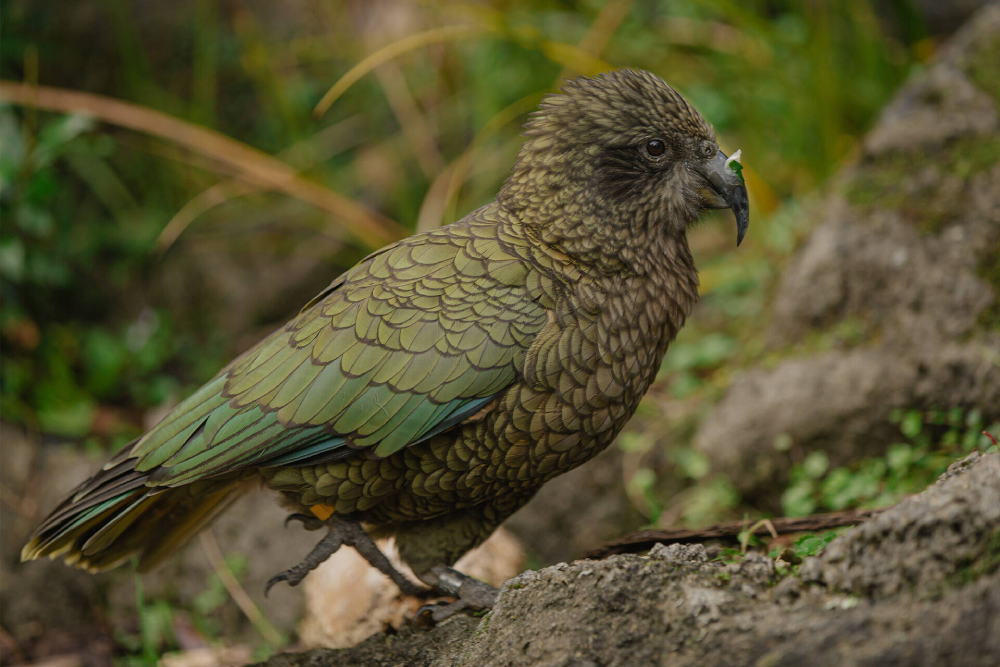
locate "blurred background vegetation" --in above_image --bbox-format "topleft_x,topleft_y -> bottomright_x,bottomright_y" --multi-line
0,0 -> 928,448
3,0 -> 998,660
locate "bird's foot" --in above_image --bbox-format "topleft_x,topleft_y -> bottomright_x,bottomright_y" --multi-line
265,523 -> 344,595
414,565 -> 499,623
267,516 -> 429,598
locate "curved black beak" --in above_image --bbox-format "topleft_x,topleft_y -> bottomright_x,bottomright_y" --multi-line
694,150 -> 750,246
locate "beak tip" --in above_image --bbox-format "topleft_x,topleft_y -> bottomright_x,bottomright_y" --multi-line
735,210 -> 749,247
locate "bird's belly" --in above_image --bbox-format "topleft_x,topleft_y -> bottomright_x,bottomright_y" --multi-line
263,373 -> 648,525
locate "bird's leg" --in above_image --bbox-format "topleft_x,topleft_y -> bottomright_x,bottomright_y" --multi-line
415,564 -> 500,623
268,515 -> 429,598
339,520 -> 430,598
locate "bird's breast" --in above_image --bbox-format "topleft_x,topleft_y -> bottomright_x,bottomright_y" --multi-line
477,274 -> 683,486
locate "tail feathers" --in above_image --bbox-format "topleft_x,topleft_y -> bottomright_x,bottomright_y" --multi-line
22,455 -> 243,573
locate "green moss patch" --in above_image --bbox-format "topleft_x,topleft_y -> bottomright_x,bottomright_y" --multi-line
975,241 -> 1000,332
966,35 -> 1000,105
846,136 -> 1000,234
945,527 -> 1000,590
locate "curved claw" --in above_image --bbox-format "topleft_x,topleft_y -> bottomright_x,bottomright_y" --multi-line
414,601 -> 455,624
265,517 -> 430,601
264,571 -> 290,597
265,560 -> 314,596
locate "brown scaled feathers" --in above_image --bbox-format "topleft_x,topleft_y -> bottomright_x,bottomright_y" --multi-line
22,70 -> 748,607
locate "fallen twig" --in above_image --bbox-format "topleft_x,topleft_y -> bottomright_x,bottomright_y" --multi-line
586,508 -> 886,559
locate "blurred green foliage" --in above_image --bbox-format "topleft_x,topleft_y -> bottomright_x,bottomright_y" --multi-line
0,108 -> 221,441
781,408 -> 999,517
116,569 -> 177,667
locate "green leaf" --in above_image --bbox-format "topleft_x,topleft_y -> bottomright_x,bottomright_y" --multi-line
803,451 -> 829,478
792,531 -> 839,559
629,468 -> 656,494
16,205 -> 55,238
661,333 -> 736,373
0,237 -> 26,281
729,159 -> 745,185
671,446 -> 710,480
781,480 -> 816,517
83,329 -> 128,397
886,443 -> 912,472
37,399 -> 95,438
34,114 -> 96,169
683,478 -> 739,526
900,410 -> 923,439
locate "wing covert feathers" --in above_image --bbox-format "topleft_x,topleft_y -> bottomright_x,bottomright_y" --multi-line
123,214 -> 549,486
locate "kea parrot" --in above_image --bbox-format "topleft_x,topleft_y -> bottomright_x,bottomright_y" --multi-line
23,69 -> 749,620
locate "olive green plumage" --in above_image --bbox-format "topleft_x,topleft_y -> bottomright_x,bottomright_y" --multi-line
23,69 -> 747,580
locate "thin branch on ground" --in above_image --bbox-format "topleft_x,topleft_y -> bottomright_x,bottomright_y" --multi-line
586,507 -> 887,559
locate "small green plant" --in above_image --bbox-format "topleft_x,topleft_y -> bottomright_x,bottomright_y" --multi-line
781,408 -> 998,517
712,547 -> 744,565
114,567 -> 178,667
792,531 -> 840,559
627,467 -> 663,524
190,551 -> 250,639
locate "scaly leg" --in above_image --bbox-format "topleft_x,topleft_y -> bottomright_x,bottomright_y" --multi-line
414,564 -> 500,623
395,502 -> 523,623
267,515 -> 429,598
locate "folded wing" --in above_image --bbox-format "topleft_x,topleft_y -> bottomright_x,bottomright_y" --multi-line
127,221 -> 549,487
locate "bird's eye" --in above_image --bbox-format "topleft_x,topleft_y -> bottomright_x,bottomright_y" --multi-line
646,139 -> 666,157
700,143 -> 716,159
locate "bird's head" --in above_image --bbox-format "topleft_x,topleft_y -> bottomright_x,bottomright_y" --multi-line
500,69 -> 749,264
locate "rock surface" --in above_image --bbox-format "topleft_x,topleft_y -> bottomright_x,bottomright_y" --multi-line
257,452 -> 1000,667
693,4 -> 1000,498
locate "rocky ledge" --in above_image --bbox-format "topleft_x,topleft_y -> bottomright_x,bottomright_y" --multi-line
260,451 -> 999,667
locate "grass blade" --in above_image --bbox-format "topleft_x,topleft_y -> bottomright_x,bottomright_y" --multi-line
0,81 -> 407,249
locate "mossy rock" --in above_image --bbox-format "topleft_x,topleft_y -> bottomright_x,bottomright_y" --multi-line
845,136 -> 1000,235
976,242 -> 1000,331
966,34 -> 1000,104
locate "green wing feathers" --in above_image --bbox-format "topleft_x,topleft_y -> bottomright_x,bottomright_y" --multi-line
23,215 -> 551,570
131,219 -> 548,484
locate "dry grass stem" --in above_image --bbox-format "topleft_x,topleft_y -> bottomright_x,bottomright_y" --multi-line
0,81 -> 406,249
198,531 -> 284,647
313,24 -> 485,119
